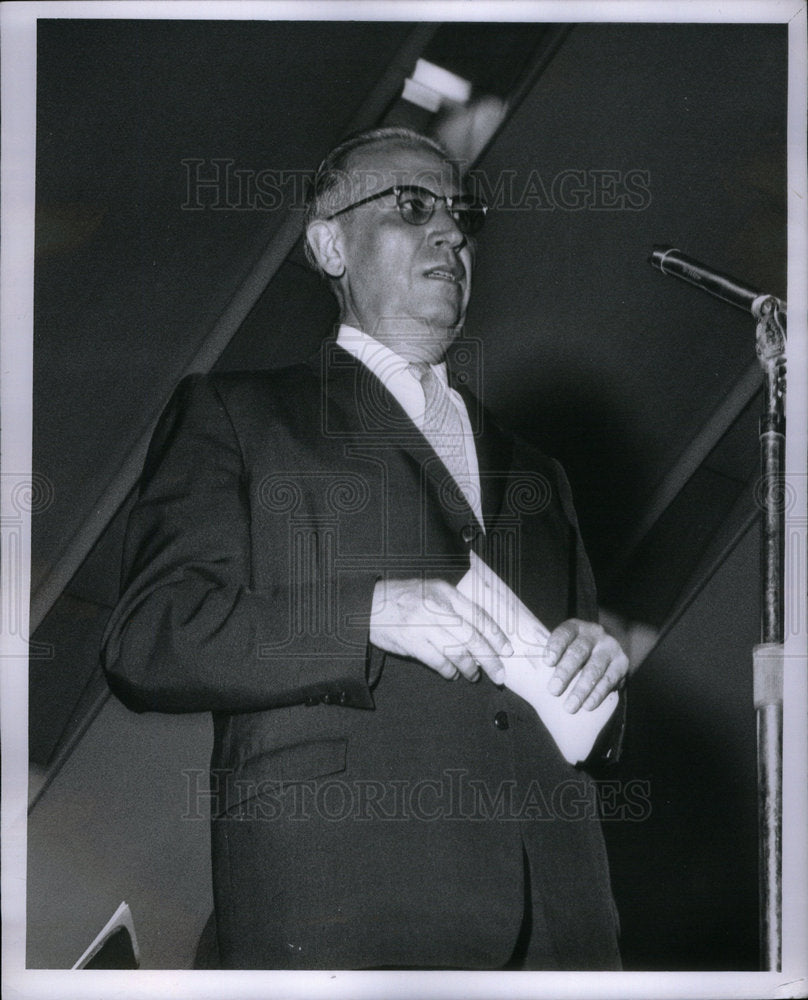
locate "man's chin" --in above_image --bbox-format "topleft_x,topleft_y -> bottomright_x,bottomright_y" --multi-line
422,304 -> 465,337
363,312 -> 464,362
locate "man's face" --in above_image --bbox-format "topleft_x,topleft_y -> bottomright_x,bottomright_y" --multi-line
334,142 -> 474,364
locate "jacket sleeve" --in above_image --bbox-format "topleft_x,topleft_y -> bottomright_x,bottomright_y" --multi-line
101,374 -> 377,714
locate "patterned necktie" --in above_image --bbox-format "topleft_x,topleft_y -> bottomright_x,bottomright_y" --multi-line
409,362 -> 476,513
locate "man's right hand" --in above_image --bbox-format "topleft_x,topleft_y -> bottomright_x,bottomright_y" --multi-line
369,578 -> 513,684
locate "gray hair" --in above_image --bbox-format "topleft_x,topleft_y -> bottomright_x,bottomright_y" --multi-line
303,126 -> 453,276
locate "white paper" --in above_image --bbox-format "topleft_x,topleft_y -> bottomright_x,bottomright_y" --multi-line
71,900 -> 140,970
457,551 -> 619,765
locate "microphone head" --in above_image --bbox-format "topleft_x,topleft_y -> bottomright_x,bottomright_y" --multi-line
648,245 -> 678,271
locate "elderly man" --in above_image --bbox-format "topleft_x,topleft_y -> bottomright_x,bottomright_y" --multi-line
102,126 -> 628,970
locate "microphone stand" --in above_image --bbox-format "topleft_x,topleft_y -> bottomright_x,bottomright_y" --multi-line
649,247 -> 787,971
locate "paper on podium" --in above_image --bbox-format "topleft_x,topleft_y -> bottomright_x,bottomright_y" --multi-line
457,551 -> 619,765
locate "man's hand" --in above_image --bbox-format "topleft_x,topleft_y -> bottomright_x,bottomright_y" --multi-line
369,578 -> 513,685
544,619 -> 629,714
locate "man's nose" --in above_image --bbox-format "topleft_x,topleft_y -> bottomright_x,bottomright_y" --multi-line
428,202 -> 466,250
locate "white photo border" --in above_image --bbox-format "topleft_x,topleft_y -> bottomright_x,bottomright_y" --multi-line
2,2 -> 806,998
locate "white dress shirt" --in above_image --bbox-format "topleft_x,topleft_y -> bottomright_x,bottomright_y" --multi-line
336,324 -> 485,529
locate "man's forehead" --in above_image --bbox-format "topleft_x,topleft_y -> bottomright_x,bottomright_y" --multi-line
342,141 -> 460,199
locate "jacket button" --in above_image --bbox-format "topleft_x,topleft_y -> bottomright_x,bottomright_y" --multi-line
494,710 -> 509,730
461,524 -> 476,544
338,691 -> 348,705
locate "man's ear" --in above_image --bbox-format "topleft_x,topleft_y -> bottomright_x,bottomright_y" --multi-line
306,220 -> 345,278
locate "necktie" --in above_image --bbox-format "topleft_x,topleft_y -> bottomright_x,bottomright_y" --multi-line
409,362 -> 476,513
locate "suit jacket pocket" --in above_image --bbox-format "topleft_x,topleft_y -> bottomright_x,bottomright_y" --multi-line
215,737 -> 348,817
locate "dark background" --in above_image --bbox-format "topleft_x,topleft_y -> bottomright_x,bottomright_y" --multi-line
28,19 -> 786,969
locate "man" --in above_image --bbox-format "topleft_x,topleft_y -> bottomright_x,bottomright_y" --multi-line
102,126 -> 629,970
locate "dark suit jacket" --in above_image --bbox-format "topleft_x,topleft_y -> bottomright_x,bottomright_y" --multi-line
102,342 -> 621,970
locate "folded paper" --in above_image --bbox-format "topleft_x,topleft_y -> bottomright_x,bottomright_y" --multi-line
457,551 -> 618,765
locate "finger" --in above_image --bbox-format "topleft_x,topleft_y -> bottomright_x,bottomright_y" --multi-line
564,644 -> 614,713
450,656 -> 501,686
434,659 -> 460,680
419,628 -> 482,682
391,617 -> 480,682
441,644 -> 482,683
543,620 -> 581,669
581,651 -> 630,710
407,636 -> 460,680
439,587 -> 514,658
547,635 -> 594,695
439,626 -> 507,685
438,632 -> 505,685
434,627 -> 500,683
465,643 -> 506,686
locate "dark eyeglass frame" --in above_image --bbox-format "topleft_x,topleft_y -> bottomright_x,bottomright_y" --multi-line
324,184 -> 488,235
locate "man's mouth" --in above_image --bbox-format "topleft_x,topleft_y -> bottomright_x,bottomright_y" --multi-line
424,267 -> 463,284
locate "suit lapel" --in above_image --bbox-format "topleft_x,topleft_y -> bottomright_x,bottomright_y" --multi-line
310,342 -> 515,536
452,378 -> 514,535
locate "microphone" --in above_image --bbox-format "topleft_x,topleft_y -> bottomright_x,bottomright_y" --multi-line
648,246 -> 786,318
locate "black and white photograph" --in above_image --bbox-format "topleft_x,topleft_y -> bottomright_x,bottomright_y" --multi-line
1,2 -> 806,998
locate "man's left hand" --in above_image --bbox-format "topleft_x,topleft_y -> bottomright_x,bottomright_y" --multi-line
544,620 -> 629,714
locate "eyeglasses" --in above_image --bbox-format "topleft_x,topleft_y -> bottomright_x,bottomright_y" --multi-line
324,184 -> 488,236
